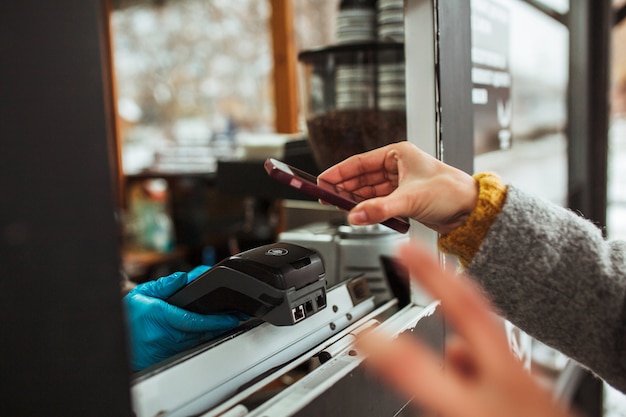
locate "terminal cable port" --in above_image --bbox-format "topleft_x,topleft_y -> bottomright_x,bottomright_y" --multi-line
316,294 -> 327,309
292,304 -> 305,322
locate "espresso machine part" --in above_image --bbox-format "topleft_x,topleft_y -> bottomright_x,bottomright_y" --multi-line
298,42 -> 407,171
377,0 -> 405,42
279,222 -> 409,305
337,0 -> 377,44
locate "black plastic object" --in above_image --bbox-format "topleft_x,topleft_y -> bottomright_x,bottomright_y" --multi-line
167,242 -> 327,326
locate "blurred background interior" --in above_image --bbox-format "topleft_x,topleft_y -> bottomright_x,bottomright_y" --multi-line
108,1 -> 625,414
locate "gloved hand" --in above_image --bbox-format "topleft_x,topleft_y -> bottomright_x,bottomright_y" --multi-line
124,269 -> 243,371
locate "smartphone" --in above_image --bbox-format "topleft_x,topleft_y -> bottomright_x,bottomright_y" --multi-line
264,157 -> 410,234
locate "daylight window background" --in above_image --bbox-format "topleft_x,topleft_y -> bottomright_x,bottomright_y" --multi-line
112,0 -> 338,174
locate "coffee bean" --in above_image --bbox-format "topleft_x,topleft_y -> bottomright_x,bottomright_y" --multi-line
306,109 -> 407,170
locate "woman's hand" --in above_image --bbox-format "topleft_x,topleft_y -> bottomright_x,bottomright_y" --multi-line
318,142 -> 478,234
357,242 -> 574,417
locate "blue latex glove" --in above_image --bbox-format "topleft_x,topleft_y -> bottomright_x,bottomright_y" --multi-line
124,270 -> 242,371
187,264 -> 211,281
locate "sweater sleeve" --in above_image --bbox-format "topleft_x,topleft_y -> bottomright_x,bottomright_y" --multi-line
438,172 -> 508,267
441,180 -> 626,394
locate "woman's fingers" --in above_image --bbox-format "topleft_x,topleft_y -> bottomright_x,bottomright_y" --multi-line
357,329 -> 476,417
319,143 -> 406,188
397,243 -> 511,366
357,327 -> 531,417
358,242 -> 574,417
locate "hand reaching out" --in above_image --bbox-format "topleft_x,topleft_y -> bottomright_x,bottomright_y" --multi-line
357,242 -> 575,417
318,142 -> 478,234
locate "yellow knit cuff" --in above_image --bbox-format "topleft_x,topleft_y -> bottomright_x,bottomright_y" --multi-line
437,172 -> 508,268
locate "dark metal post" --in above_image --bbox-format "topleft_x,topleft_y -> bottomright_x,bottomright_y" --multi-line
568,0 -> 612,232
435,0 -> 475,174
566,1 -> 612,415
0,1 -> 133,415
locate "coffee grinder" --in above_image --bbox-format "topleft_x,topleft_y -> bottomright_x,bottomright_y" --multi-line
280,40 -> 409,305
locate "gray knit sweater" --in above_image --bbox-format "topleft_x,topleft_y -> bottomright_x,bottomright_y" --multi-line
466,186 -> 626,393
